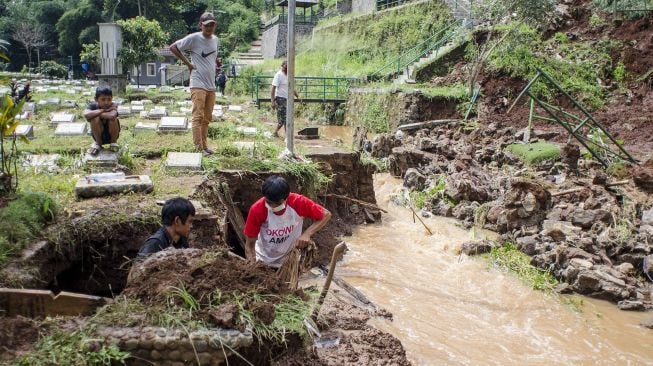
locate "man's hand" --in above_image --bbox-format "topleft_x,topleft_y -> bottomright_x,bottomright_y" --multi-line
187,63 -> 196,72
296,233 -> 314,249
104,105 -> 117,112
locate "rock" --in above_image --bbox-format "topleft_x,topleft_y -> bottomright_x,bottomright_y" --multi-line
575,271 -> 602,292
461,240 -> 494,256
615,262 -> 634,275
571,209 -> 612,229
561,143 -> 581,169
403,168 -> 426,190
644,255 -> 653,278
445,172 -> 490,202
618,300 -> 647,311
453,201 -> 479,221
542,220 -> 582,242
516,235 -> 538,256
592,172 -> 608,185
640,319 -> 653,329
431,200 -> 453,217
555,282 -> 573,294
642,209 -> 653,226
569,258 -> 594,270
633,159 -> 653,191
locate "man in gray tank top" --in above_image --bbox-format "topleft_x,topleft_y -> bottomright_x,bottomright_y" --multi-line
170,12 -> 220,156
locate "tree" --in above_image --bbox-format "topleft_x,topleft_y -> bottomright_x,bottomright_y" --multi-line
56,2 -> 104,58
117,16 -> 167,87
12,23 -> 47,70
80,42 -> 100,66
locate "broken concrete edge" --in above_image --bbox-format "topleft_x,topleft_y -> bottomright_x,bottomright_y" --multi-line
74,175 -> 154,199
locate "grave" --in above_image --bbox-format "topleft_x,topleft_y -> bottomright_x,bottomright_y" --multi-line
139,111 -> 149,118
84,150 -> 119,169
228,105 -> 243,112
23,154 -> 60,171
23,102 -> 36,113
147,107 -> 167,119
159,86 -> 172,93
134,122 -> 158,132
62,100 -> 78,108
131,100 -> 144,106
46,97 -> 61,105
113,98 -> 125,105
233,141 -> 255,151
75,173 -> 154,199
166,152 -> 202,171
50,113 -> 76,125
180,107 -> 192,115
117,106 -> 132,116
158,117 -> 188,133
236,126 -> 258,136
66,89 -> 76,94
55,123 -> 87,136
131,104 -> 145,112
16,112 -> 31,120
13,124 -> 34,139
82,91 -> 92,97
176,101 -> 192,106
297,127 -> 319,140
37,100 -> 47,106
142,99 -> 153,104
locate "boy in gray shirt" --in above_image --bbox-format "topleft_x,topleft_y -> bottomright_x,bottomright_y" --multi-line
170,12 -> 220,156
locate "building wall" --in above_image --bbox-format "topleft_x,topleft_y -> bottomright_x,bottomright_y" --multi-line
263,23 -> 315,59
134,56 -> 176,86
352,0 -> 376,13
337,0 -> 354,13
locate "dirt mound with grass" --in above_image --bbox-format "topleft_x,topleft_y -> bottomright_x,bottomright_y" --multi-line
0,316 -> 42,361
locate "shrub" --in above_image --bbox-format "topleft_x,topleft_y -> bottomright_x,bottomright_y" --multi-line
37,60 -> 68,78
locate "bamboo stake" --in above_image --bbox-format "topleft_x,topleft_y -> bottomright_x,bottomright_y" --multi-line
325,193 -> 388,213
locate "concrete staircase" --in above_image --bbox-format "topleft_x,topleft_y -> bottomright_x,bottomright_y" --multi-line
393,39 -> 460,84
238,39 -> 264,65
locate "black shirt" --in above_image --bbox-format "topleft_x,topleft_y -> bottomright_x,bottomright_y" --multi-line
137,227 -> 189,259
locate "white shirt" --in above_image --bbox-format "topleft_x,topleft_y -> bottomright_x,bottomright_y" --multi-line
255,204 -> 303,267
271,70 -> 288,99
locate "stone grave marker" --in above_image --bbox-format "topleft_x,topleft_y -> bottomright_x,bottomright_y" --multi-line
84,150 -> 119,169
62,100 -> 78,108
212,109 -> 223,120
180,107 -> 192,115
117,106 -> 132,116
139,111 -> 149,118
75,173 -> 154,199
16,112 -> 31,120
50,113 -> 76,125
166,152 -> 202,171
13,125 -> 34,139
142,99 -> 153,104
37,100 -> 47,106
147,107 -> 167,119
233,141 -> 255,151
158,117 -> 188,133
131,100 -> 144,106
236,126 -> 257,136
159,86 -> 172,93
176,101 -> 192,107
228,105 -> 243,112
55,122 -> 87,136
23,102 -> 36,113
23,154 -> 60,171
113,98 -> 125,105
135,122 -> 158,132
82,91 -> 92,97
46,97 -> 61,105
131,104 -> 145,112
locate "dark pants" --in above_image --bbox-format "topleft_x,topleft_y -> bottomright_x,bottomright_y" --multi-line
275,96 -> 287,127
218,84 -> 225,95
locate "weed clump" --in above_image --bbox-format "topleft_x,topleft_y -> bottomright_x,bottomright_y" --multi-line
488,243 -> 558,292
506,142 -> 561,165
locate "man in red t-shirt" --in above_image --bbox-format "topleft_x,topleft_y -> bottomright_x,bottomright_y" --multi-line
244,175 -> 331,267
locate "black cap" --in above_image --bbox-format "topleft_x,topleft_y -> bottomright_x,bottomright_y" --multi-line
200,12 -> 216,25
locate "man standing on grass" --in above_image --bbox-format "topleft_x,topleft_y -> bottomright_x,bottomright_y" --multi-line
170,12 -> 220,156
271,60 -> 301,138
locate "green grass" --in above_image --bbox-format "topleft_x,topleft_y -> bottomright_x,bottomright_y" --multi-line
506,142 -> 561,165
488,242 -> 558,292
0,192 -> 57,266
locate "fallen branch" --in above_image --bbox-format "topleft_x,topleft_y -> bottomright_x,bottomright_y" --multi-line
408,205 -> 433,236
325,194 -> 388,213
552,180 -> 630,197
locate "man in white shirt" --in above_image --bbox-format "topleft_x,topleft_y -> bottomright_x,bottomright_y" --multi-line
170,12 -> 220,156
271,61 -> 301,137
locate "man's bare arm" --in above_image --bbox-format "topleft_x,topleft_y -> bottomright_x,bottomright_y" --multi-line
170,44 -> 195,72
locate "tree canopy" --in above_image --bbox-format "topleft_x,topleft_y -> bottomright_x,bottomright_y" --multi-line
117,16 -> 167,86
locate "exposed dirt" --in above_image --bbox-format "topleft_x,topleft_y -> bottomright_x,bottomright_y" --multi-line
0,316 -> 42,361
272,296 -> 411,366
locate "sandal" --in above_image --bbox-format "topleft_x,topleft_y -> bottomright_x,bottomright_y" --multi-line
87,143 -> 101,156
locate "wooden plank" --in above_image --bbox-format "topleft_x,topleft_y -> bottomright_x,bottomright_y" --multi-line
398,119 -> 461,131
0,288 -> 111,317
219,182 -> 247,250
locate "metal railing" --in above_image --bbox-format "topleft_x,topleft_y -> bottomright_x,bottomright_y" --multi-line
251,75 -> 358,105
376,0 -> 416,11
368,22 -> 459,81
262,13 -> 319,30
610,0 -> 653,18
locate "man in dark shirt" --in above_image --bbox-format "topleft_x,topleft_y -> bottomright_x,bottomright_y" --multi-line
137,197 -> 195,259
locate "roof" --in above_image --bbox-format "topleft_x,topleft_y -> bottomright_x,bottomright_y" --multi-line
276,0 -> 318,8
159,46 -> 173,57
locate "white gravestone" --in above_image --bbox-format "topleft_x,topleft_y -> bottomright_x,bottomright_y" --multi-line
135,122 -> 158,131
166,152 -> 202,171
13,125 -> 34,139
51,113 -> 76,125
55,123 -> 87,136
158,117 -> 188,133
228,105 -> 243,112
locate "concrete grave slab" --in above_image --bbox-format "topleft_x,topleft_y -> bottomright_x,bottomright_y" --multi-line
75,174 -> 154,199
55,122 -> 87,136
65,89 -> 76,94
117,106 -> 132,116
233,141 -> 255,151
142,99 -> 153,104
113,98 -> 125,105
37,100 -> 47,106
62,100 -> 78,108
159,117 -> 188,133
135,122 -> 158,131
139,111 -> 149,118
46,97 -> 61,105
23,154 -> 60,170
212,110 -> 223,120
147,107 -> 167,119
131,104 -> 145,112
180,107 -> 192,114
51,113 -> 76,124
159,86 -> 172,93
176,101 -> 192,106
166,152 -> 202,171
131,100 -> 144,106
16,112 -> 31,120
82,91 -> 92,97
228,105 -> 243,112
236,126 -> 258,136
13,125 -> 34,139
84,150 -> 119,169
23,102 -> 36,113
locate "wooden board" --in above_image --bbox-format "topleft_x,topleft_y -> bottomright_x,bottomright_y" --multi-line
0,288 -> 111,317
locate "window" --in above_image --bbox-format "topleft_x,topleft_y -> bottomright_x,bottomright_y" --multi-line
147,63 -> 156,77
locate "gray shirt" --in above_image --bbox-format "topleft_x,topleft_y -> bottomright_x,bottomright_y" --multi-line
174,32 -> 219,91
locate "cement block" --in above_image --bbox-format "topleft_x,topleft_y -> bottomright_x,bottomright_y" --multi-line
16,112 -> 31,120
13,125 -> 34,139
212,110 -> 223,120
180,107 -> 192,114
139,111 -> 148,118
135,122 -> 158,131
84,150 -> 118,169
46,97 -> 61,105
233,141 -> 255,151
62,100 -> 78,108
131,104 -> 145,112
166,152 -> 202,171
75,174 -> 154,199
113,98 -> 125,105
23,102 -> 36,113
51,113 -> 76,124
159,117 -> 188,133
228,105 -> 243,112
159,86 -> 172,93
131,100 -> 144,106
142,99 -> 153,104
23,154 -> 60,170
147,107 -> 167,118
117,106 -> 132,116
236,126 -> 257,136
55,123 -> 87,136
176,101 -> 192,106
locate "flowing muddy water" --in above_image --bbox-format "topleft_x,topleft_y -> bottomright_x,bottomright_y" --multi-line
339,174 -> 653,365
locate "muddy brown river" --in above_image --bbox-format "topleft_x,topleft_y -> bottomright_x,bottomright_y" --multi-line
339,174 -> 653,365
